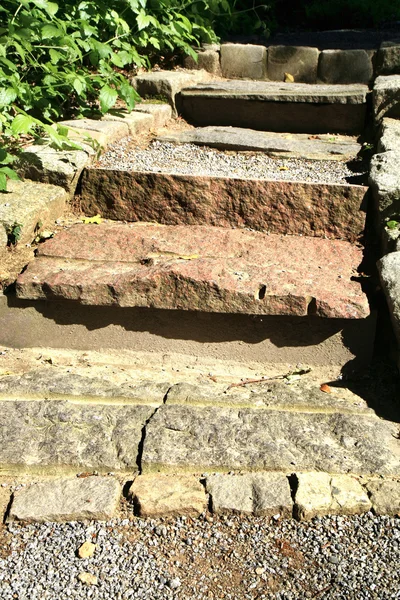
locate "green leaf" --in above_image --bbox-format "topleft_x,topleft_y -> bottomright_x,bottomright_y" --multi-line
73,77 -> 84,95
49,48 -> 62,64
387,220 -> 399,230
137,10 -> 151,30
0,166 -> 19,180
0,172 -> 7,192
41,24 -> 64,39
11,114 -> 37,135
99,85 -> 118,113
0,87 -> 17,107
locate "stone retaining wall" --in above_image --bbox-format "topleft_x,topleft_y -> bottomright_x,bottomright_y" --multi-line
185,40 -> 400,83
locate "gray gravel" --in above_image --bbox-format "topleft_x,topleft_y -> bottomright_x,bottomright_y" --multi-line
96,139 -> 366,185
1,512 -> 399,599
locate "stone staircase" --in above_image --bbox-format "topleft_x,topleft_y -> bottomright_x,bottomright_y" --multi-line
2,36 -> 400,519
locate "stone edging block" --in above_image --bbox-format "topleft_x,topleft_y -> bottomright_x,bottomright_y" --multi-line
7,476 -> 121,523
128,474 -> 207,517
4,472 -> 400,522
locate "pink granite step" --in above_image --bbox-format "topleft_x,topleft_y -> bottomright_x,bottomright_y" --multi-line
80,168 -> 367,244
16,223 -> 369,319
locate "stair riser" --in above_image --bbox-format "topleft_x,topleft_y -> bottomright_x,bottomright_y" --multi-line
80,169 -> 367,243
177,97 -> 367,135
1,296 -> 375,371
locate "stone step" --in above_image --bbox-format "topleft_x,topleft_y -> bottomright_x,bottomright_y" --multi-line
16,222 -> 369,320
176,81 -> 369,134
81,162 -> 367,244
0,361 -> 398,476
157,126 -> 362,161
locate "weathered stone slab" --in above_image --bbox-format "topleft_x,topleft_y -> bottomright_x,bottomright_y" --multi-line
0,399 -> 156,473
132,70 -> 211,113
132,103 -> 172,128
178,81 -> 368,133
318,50 -> 373,84
369,151 -> 400,222
366,479 -> 400,516
221,44 -> 267,79
373,75 -> 400,123
376,41 -> 400,76
377,252 -> 400,344
206,473 -> 292,517
377,118 -> 400,152
58,119 -> 129,147
8,476 -> 121,522
80,169 -> 367,244
102,111 -> 153,135
184,49 -> 221,76
294,473 -> 371,520
16,223 -> 369,319
267,46 -> 319,83
158,126 -> 361,161
0,369 -> 170,403
142,405 -> 400,475
0,180 -> 67,247
166,380 -> 375,415
16,146 -> 90,196
128,475 -> 207,517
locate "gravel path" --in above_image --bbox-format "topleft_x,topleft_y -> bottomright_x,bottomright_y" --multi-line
96,139 -> 366,185
1,512 -> 399,599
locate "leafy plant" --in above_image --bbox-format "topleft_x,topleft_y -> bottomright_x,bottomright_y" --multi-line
0,148 -> 19,191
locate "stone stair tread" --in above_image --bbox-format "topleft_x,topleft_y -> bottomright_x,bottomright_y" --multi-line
0,363 -> 399,476
16,222 -> 369,319
180,80 -> 368,103
177,81 -> 368,134
157,126 -> 361,161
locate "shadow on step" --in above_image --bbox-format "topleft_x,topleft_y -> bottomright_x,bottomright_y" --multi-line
3,295 -> 375,373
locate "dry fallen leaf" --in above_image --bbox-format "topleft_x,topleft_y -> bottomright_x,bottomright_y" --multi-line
320,383 -> 332,393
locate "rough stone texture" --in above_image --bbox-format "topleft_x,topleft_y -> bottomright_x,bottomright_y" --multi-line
184,49 -> 222,76
376,41 -> 400,75
8,477 -> 121,522
373,75 -> 400,123
166,380 -> 376,415
132,70 -> 211,113
16,146 -> 90,196
267,46 -> 319,83
377,117 -> 400,152
158,126 -> 361,161
377,252 -> 400,344
178,81 -> 368,134
318,50 -> 373,84
0,180 -> 67,247
220,44 -> 267,80
0,369 -> 170,403
142,405 -> 400,475
294,473 -> 371,520
369,151 -> 400,222
80,168 -> 367,244
57,119 -> 129,147
0,399 -> 156,473
102,111 -> 153,135
366,479 -> 400,516
132,103 -> 173,128
16,222 -> 369,319
206,473 -> 292,517
128,475 -> 207,517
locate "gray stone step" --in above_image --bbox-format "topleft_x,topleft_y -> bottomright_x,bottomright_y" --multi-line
177,81 -> 368,134
0,365 -> 398,477
157,126 -> 361,161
